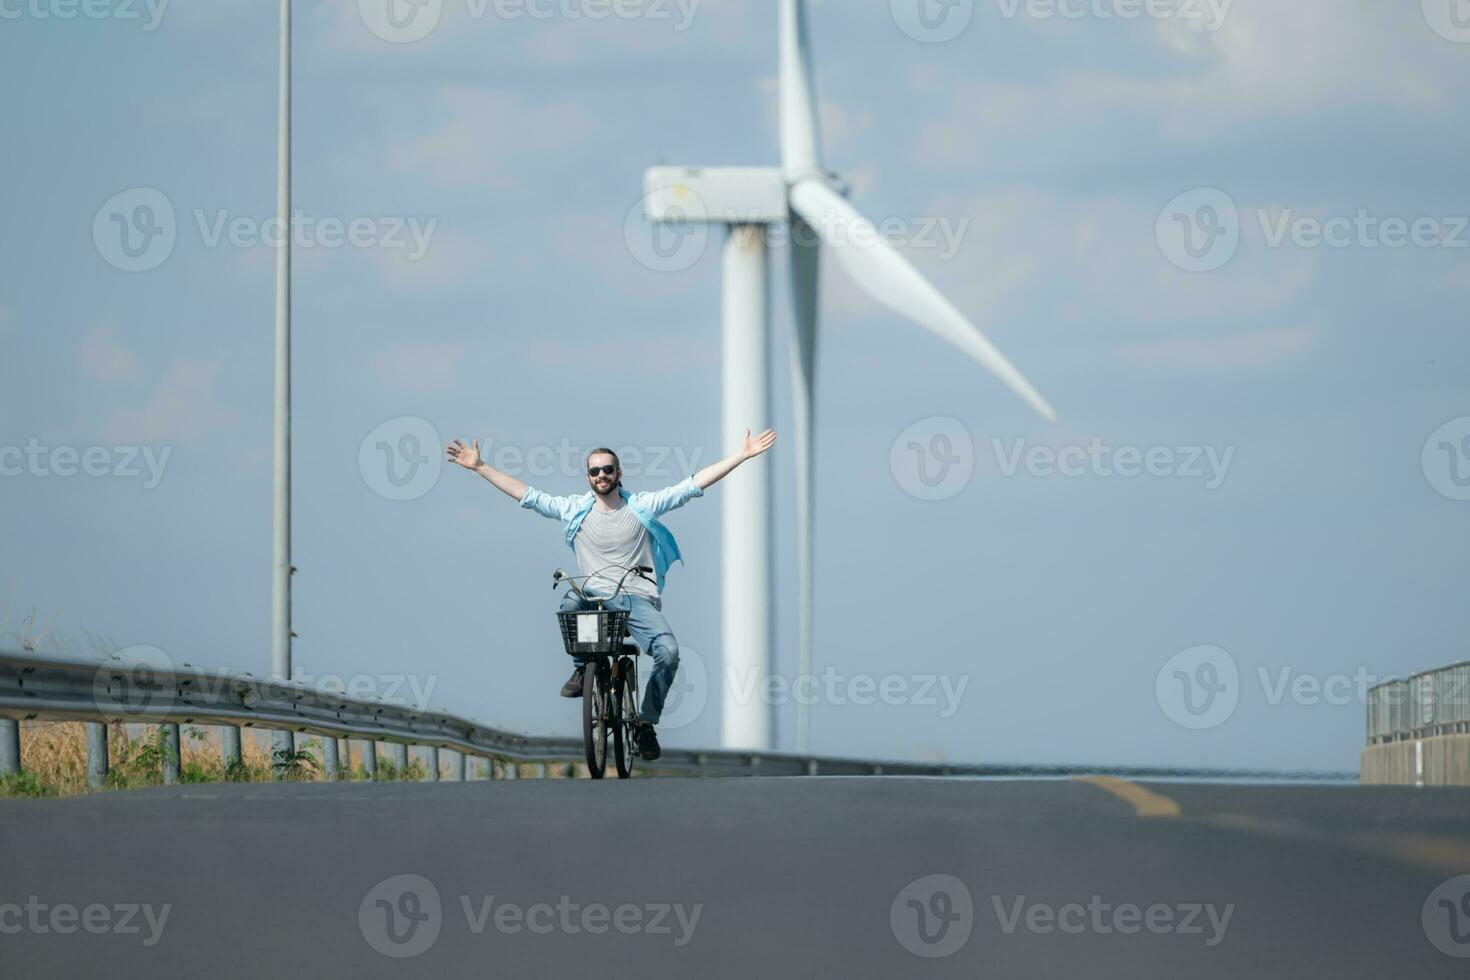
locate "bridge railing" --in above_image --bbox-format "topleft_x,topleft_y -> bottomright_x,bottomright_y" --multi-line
1367,660 -> 1470,744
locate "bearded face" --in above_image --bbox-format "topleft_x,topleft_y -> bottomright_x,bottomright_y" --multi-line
587,453 -> 620,496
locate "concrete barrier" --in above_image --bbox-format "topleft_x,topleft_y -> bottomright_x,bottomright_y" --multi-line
1361,735 -> 1470,785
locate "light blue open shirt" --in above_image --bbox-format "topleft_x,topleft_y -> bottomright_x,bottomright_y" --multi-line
519,476 -> 705,594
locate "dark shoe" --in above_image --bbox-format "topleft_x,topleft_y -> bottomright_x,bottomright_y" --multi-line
636,723 -> 661,761
560,666 -> 585,699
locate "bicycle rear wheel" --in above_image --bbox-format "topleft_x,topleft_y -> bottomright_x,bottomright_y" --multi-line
582,662 -> 608,779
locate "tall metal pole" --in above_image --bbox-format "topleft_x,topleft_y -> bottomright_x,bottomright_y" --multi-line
271,0 -> 295,777
720,224 -> 775,751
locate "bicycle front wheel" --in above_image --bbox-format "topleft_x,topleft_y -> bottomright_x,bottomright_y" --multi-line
613,656 -> 636,780
583,662 -> 608,779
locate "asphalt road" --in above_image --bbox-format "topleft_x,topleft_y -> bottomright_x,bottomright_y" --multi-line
3,776 -> 1470,978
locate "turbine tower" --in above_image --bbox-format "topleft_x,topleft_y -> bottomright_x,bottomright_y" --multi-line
642,0 -> 1055,752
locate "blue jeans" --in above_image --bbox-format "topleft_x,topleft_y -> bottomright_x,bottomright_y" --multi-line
560,591 -> 681,726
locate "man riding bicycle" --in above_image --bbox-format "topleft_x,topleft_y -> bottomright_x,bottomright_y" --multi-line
445,428 -> 777,761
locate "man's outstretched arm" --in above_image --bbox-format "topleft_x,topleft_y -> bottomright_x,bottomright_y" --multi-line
445,438 -> 528,502
694,428 -> 777,491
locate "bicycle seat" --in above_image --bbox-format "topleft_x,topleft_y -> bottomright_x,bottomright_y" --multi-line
620,637 -> 642,656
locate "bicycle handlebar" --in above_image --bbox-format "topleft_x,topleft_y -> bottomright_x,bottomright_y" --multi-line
553,564 -> 655,604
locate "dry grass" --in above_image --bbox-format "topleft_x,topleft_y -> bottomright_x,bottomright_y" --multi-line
2,721 -> 587,797
0,597 -> 591,796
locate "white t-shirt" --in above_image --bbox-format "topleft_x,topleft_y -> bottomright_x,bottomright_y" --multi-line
573,504 -> 659,600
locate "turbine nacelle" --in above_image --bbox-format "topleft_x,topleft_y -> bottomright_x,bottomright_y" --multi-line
642,166 -> 850,228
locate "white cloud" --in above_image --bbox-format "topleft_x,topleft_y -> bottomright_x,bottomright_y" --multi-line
103,356 -> 238,447
79,320 -> 141,381
367,226 -> 496,292
384,85 -> 604,188
915,0 -> 1461,173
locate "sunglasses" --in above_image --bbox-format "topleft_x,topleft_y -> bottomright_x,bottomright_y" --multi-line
588,465 -> 617,477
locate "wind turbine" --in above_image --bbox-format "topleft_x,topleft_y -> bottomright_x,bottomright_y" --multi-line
642,0 -> 1055,753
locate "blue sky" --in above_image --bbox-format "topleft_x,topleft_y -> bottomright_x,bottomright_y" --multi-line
2,0 -> 1468,772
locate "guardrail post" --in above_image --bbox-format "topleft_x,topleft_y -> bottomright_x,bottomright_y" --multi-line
533,763 -> 547,779
85,722 -> 108,789
0,719 -> 19,776
162,724 -> 181,784
271,730 -> 294,780
503,760 -> 517,780
321,736 -> 339,780
447,750 -> 464,781
391,743 -> 409,777
221,726 -> 243,773
428,747 -> 441,782
356,740 -> 376,780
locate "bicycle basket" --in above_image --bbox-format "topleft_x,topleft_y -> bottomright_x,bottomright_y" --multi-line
557,607 -> 631,657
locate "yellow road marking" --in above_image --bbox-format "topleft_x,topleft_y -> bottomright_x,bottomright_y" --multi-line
1075,775 -> 1182,818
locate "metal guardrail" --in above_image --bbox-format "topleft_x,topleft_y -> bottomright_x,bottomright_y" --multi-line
1366,661 -> 1470,744
0,648 -> 1356,787
0,648 -> 1001,784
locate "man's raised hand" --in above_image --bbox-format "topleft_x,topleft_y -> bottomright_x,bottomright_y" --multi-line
741,428 -> 777,460
446,438 -> 480,471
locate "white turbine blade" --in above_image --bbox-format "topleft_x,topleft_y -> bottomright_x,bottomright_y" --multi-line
779,0 -> 822,179
788,219 -> 819,753
790,180 -> 1057,420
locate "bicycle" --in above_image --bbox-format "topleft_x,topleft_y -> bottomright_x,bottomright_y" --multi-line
552,564 -> 653,780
